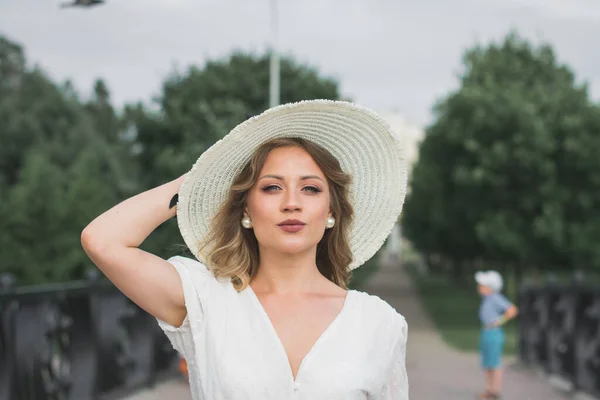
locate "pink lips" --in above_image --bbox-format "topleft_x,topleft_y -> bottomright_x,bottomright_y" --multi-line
278,219 -> 306,233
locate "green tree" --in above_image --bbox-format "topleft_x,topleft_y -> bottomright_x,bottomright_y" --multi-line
85,79 -> 121,144
0,34 -> 135,284
2,149 -> 70,283
127,52 -> 340,187
403,32 -> 600,280
0,34 -> 346,284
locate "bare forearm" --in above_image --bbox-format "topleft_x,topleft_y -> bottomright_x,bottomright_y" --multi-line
495,306 -> 518,326
505,306 -> 518,320
82,174 -> 186,248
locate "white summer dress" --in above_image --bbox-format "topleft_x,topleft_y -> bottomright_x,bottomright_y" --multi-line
156,256 -> 409,400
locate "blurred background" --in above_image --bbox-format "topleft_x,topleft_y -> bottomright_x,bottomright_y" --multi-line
1,0 -> 600,399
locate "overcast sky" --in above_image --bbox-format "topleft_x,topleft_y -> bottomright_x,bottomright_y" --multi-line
1,0 -> 599,126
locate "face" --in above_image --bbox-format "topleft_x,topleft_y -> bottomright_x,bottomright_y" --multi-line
245,146 -> 332,256
477,284 -> 493,296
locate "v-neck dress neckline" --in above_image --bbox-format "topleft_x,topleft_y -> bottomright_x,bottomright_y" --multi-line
246,286 -> 355,384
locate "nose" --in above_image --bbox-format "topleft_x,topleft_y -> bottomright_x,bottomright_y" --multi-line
281,188 -> 301,213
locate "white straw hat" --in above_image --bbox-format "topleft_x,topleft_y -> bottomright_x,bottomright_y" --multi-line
176,100 -> 407,270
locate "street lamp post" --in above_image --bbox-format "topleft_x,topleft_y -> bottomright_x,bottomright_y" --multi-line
269,0 -> 280,108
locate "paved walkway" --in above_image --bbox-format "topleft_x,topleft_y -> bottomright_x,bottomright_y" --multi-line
125,379 -> 191,400
127,257 -> 571,400
364,255 -> 571,400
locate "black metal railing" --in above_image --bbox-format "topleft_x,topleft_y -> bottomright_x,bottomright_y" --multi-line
0,272 -> 179,400
519,283 -> 600,397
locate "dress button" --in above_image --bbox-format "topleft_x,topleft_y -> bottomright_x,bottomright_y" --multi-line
293,382 -> 300,390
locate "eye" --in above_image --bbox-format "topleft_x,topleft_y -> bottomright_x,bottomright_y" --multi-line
261,185 -> 281,192
303,186 -> 322,194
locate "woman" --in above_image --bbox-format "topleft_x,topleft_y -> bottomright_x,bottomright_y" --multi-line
81,100 -> 409,399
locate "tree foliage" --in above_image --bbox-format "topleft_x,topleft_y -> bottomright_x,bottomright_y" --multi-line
0,35 -> 340,285
403,32 -> 600,279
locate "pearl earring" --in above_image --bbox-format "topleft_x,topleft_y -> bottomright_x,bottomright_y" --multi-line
241,217 -> 253,229
326,216 -> 336,229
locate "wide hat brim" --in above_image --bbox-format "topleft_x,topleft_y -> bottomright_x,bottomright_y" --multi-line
177,100 -> 407,270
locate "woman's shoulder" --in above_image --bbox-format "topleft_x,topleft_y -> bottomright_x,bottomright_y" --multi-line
167,255 -> 210,279
350,290 -> 407,333
167,256 -> 232,288
168,255 -> 208,270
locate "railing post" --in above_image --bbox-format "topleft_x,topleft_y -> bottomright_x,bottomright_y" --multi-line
0,273 -> 17,400
574,290 -> 600,396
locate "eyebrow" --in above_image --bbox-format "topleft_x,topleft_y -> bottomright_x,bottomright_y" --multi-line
258,174 -> 324,182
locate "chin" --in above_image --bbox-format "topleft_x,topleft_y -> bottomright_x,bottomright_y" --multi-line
268,239 -> 319,255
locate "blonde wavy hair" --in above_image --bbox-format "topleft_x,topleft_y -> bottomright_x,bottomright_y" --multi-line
198,137 -> 354,291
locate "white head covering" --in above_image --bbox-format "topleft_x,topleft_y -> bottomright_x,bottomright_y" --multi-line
475,270 -> 503,292
176,100 -> 408,270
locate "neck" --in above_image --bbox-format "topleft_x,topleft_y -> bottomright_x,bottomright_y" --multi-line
250,247 -> 324,295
